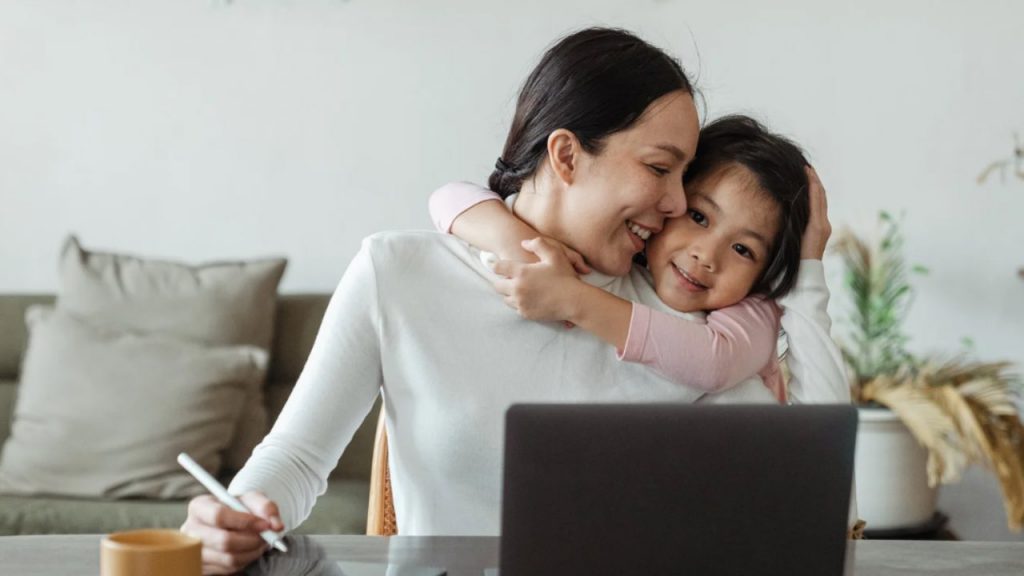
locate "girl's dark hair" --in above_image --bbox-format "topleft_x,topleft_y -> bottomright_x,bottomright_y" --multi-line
683,115 -> 811,299
489,27 -> 693,198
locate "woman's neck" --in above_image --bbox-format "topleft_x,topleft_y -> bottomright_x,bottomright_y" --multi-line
512,177 -> 567,242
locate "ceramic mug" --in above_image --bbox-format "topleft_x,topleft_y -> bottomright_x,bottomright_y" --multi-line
100,529 -> 201,576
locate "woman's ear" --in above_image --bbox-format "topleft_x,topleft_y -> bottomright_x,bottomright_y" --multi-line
545,129 -> 580,186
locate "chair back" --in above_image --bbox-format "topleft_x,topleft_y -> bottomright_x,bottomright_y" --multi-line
366,409 -> 397,535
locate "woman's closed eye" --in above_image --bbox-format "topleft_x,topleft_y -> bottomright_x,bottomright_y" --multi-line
647,164 -> 670,177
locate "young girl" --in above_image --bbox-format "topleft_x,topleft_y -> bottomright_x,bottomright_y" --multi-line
430,115 -> 829,402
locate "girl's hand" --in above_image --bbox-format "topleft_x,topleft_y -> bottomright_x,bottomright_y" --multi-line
802,166 -> 832,260
553,241 -> 592,275
181,491 -> 284,575
492,237 -> 588,322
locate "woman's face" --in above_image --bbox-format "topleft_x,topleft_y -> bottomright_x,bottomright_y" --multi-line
556,90 -> 700,276
645,165 -> 781,313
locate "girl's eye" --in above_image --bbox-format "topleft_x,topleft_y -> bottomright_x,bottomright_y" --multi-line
733,244 -> 756,260
688,209 -> 707,226
648,164 -> 670,177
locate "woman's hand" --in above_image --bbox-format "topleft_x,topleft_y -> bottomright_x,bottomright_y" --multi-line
492,237 -> 589,322
801,166 -> 832,260
181,491 -> 284,575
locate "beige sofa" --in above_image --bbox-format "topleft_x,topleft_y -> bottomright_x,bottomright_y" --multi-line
0,293 -> 382,535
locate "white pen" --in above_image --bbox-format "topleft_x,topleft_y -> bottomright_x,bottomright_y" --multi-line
177,452 -> 289,553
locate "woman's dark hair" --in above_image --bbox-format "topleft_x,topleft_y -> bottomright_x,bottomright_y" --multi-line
682,115 -> 811,299
489,27 -> 694,198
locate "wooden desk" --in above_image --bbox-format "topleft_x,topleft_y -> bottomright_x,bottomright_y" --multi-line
2,534 -> 1023,575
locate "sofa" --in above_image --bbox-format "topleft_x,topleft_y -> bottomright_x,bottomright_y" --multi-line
0,293 -> 382,536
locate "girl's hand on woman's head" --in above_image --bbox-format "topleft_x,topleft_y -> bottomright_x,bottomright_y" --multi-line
180,492 -> 284,575
492,237 -> 589,322
801,166 -> 832,260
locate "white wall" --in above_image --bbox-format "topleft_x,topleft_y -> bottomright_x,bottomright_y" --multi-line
2,0 -> 1022,539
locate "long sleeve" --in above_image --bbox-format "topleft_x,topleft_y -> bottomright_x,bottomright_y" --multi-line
428,181 -> 503,233
777,260 -> 851,405
620,297 -> 780,394
777,259 -> 860,529
228,241 -> 384,531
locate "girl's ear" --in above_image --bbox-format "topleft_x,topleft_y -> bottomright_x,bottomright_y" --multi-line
545,129 -> 581,186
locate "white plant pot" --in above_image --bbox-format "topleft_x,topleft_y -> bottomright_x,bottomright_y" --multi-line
855,407 -> 938,530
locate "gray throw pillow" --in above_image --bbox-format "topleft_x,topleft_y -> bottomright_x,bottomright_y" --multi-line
56,236 -> 286,471
0,307 -> 268,499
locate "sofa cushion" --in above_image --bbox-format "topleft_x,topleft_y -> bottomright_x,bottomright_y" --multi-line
56,236 -> 287,472
0,308 -> 267,499
0,480 -> 369,535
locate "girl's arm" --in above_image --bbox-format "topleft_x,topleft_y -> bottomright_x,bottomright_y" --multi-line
497,238 -> 781,394
493,251 -> 634,349
428,181 -> 544,264
621,298 -> 781,393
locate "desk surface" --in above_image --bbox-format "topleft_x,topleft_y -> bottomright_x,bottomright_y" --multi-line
3,534 -> 1023,575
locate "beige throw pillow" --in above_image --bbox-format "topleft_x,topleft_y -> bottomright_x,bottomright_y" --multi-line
0,307 -> 267,499
57,236 -> 286,471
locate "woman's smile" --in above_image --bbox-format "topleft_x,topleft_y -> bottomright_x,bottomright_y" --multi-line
626,219 -> 656,252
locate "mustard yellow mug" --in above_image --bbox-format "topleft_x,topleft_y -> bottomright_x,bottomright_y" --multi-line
101,529 -> 201,576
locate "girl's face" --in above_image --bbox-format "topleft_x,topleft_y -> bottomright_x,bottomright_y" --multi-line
645,165 -> 781,313
554,90 -> 699,276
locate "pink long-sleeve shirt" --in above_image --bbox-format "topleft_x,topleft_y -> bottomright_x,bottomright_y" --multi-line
428,182 -> 786,402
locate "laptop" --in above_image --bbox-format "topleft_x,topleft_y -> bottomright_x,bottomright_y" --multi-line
499,404 -> 857,576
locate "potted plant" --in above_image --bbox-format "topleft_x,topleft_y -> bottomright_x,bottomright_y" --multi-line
834,212 -> 1023,532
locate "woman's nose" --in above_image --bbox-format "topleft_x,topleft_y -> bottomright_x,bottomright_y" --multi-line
657,179 -> 687,218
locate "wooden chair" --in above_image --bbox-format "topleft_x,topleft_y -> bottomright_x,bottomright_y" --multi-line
366,409 -> 397,535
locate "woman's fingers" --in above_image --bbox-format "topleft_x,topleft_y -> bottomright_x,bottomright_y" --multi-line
187,495 -> 269,533
182,493 -> 280,574
189,521 -> 266,554
801,166 -> 832,260
239,492 -> 284,533
807,166 -> 831,226
811,166 -> 827,219
202,545 -> 268,575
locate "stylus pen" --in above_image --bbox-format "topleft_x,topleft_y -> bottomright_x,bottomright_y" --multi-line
177,452 -> 289,553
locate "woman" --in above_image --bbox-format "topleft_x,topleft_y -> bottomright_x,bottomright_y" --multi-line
182,28 -> 848,574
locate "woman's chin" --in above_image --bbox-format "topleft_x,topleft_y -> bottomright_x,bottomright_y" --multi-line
601,257 -> 635,277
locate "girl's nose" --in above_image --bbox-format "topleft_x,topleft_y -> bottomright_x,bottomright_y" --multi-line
690,244 -> 715,272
